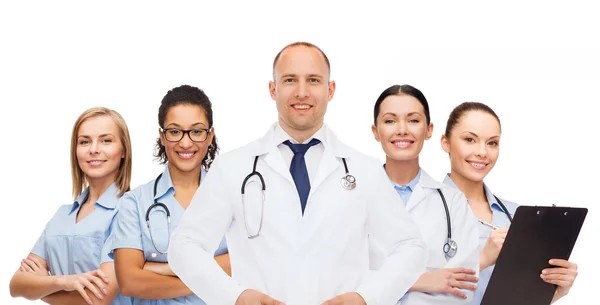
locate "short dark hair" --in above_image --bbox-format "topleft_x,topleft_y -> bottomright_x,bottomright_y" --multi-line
272,41 -> 331,79
373,84 -> 431,125
444,102 -> 501,137
154,85 -> 219,170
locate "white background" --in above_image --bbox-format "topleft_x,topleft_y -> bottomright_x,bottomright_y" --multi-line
1,1 -> 599,304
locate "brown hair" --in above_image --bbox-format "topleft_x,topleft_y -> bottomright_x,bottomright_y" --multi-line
70,107 -> 133,199
444,102 -> 501,137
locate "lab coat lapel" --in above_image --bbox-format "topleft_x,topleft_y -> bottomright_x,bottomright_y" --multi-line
300,128 -> 350,243
309,127 -> 348,200
263,147 -> 295,186
405,170 -> 438,212
309,146 -> 339,197
255,124 -> 295,186
406,183 -> 425,212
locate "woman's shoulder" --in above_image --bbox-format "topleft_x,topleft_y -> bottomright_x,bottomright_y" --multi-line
123,174 -> 162,198
49,204 -> 75,219
420,170 -> 464,197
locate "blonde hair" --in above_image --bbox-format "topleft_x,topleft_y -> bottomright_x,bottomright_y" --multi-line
70,107 -> 133,199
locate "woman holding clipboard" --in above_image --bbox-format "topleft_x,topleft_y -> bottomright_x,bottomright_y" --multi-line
440,102 -> 578,304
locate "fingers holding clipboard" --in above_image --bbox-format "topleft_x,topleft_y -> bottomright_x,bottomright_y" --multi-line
481,206 -> 587,305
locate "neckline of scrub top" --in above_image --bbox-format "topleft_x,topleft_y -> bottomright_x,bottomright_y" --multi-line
273,121 -> 328,147
154,163 -> 208,201
442,173 -> 507,214
68,182 -> 119,215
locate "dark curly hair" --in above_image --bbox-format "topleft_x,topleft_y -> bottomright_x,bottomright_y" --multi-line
154,85 -> 219,170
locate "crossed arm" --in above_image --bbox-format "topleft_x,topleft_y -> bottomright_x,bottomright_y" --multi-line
10,253 -> 119,305
114,248 -> 231,299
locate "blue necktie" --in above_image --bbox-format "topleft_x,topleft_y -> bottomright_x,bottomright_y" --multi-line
283,138 -> 321,215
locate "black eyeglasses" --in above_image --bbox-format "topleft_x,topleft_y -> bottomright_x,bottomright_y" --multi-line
161,128 -> 212,143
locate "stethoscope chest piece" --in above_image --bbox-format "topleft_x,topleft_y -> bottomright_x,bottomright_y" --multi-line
443,238 -> 458,259
341,174 -> 356,190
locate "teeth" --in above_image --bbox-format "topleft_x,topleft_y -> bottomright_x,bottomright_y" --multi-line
393,141 -> 412,148
178,152 -> 194,158
89,161 -> 103,165
294,105 -> 310,109
470,162 -> 486,169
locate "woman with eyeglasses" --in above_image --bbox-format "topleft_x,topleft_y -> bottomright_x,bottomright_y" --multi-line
108,85 -> 230,305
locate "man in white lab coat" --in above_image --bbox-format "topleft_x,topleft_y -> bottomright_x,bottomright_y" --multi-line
168,42 -> 428,305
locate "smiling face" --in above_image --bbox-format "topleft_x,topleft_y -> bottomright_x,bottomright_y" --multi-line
269,45 -> 336,140
159,103 -> 214,175
372,94 -> 433,162
442,110 -> 501,183
76,115 -> 124,185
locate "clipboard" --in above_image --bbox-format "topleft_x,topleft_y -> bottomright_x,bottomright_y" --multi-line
481,205 -> 587,305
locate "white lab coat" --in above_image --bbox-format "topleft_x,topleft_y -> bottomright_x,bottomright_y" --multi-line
370,170 -> 480,305
169,123 -> 428,305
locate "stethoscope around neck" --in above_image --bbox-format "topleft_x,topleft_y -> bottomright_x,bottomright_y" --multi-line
241,155 -> 356,239
145,173 -> 171,258
145,170 -> 203,257
437,190 -> 512,259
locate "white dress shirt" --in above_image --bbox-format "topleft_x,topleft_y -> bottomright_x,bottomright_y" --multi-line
275,123 -> 326,186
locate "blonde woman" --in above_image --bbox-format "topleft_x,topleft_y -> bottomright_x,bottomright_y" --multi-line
10,107 -> 133,305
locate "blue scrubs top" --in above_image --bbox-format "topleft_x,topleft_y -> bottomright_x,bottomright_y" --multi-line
443,174 -> 518,305
31,183 -> 132,305
108,165 -> 228,305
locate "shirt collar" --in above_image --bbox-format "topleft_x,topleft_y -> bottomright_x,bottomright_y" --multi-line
443,173 -> 503,212
442,173 -> 458,189
69,183 -> 119,214
154,164 -> 207,200
274,122 -> 327,147
483,183 -> 505,213
386,166 -> 422,192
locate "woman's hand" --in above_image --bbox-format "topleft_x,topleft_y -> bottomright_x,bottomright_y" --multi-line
480,228 -> 508,270
411,268 -> 478,299
20,257 -> 49,276
542,259 -> 578,303
58,269 -> 110,304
